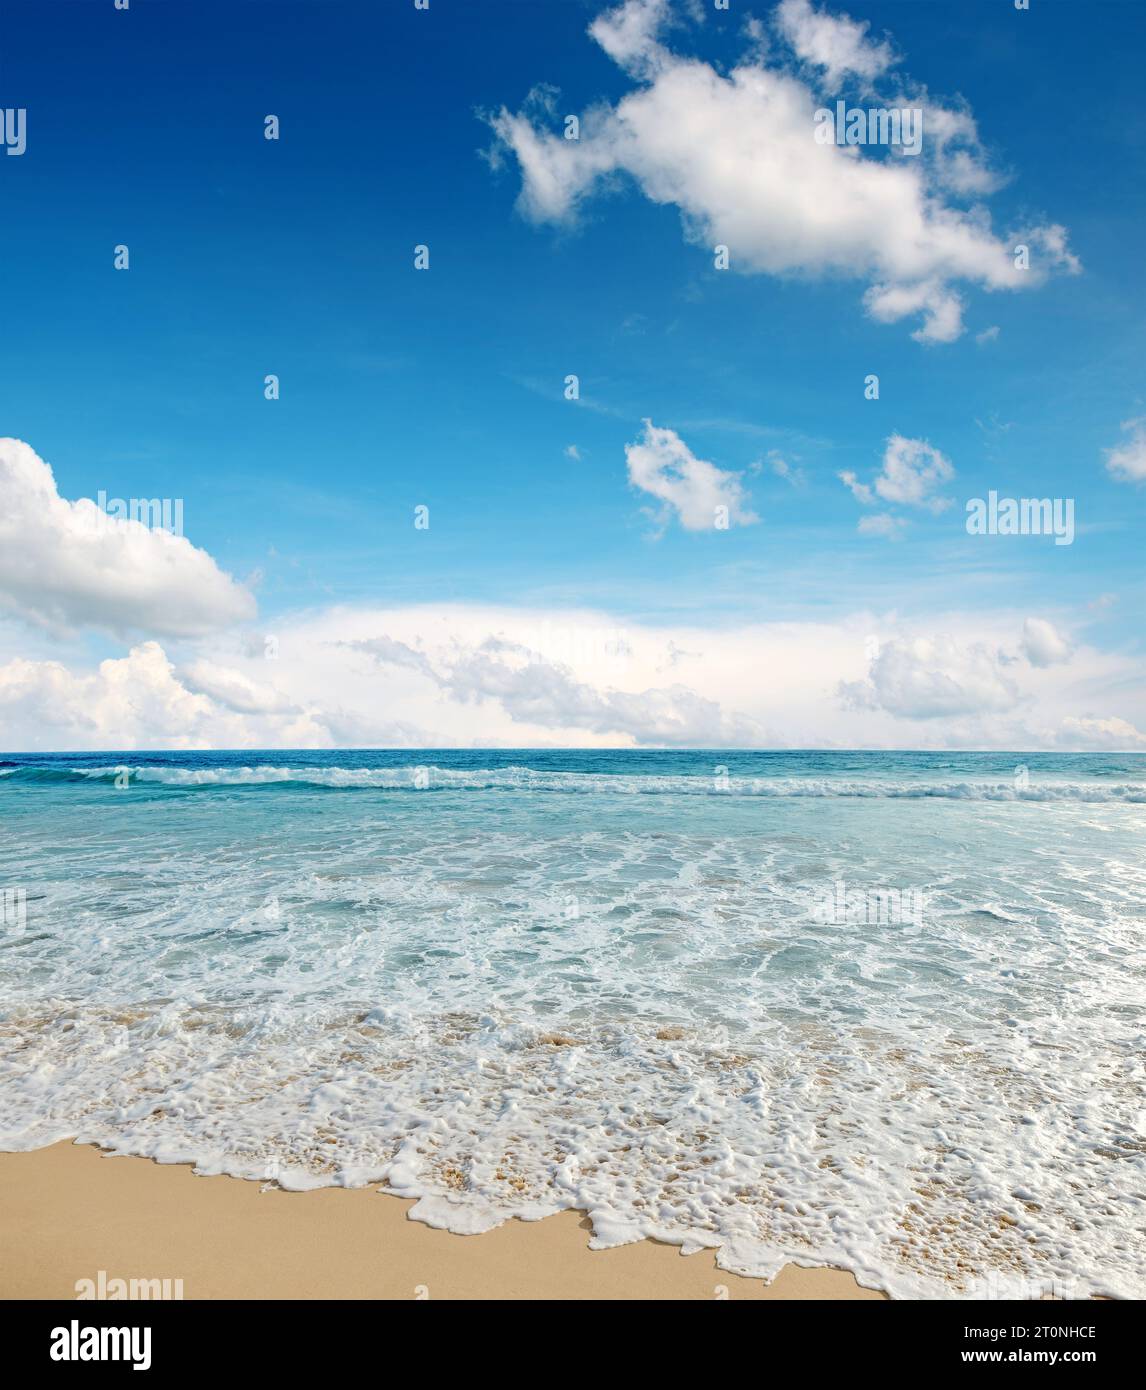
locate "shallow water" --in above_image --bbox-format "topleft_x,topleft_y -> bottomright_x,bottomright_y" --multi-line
1,749 -> 1143,1297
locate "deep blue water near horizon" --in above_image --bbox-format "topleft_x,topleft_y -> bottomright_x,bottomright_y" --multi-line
1,749 -> 1144,1297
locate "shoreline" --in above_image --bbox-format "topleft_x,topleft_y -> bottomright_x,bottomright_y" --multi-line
0,1141 -> 885,1301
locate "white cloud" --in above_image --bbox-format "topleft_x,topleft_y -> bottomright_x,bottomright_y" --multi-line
838,469 -> 873,504
919,101 -> 1004,197
767,451 -> 804,485
356,630 -> 758,746
975,325 -> 1000,346
774,0 -> 894,86
319,608 -> 1146,751
835,617 -> 1137,744
841,434 -> 954,520
1,604 -> 1142,753
1020,618 -> 1071,669
0,438 -> 255,638
839,633 -> 1022,719
1055,715 -> 1146,750
873,435 -> 955,510
178,658 -> 298,715
589,0 -> 670,76
863,281 -> 965,345
625,420 -> 758,530
857,512 -> 906,539
1104,418 -> 1146,483
1026,224 -> 1081,276
347,634 -> 436,677
0,643 -> 327,750
487,0 -> 1078,342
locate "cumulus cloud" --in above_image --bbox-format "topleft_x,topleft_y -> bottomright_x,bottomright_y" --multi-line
1020,618 -> 1072,669
624,421 -> 758,530
840,433 -> 954,527
781,6 -> 1004,205
774,0 -> 894,86
354,629 -> 758,745
0,438 -> 256,638
177,658 -> 299,715
919,101 -> 1004,197
873,435 -> 955,509
0,643 -> 328,750
1055,715 -> 1146,750
1026,224 -> 1081,276
0,604 -> 1142,751
863,280 -> 965,345
589,0 -> 670,75
327,607 -> 1146,751
839,633 -> 1022,719
347,634 -> 436,677
836,615 -> 1109,732
1104,418 -> 1146,483
486,0 -> 1078,342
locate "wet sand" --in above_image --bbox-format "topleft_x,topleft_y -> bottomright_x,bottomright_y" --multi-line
0,1141 -> 885,1301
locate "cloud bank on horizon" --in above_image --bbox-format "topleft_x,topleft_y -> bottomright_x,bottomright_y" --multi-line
1,593 -> 1142,753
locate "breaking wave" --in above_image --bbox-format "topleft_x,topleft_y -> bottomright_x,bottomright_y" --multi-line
2,763 -> 1145,801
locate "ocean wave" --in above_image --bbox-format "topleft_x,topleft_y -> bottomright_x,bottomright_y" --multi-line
0,1001 -> 1140,1300
2,755 -> 1143,1300
2,763 -> 1145,801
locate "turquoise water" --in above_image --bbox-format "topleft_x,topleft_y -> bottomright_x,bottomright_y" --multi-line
1,750 -> 1144,1296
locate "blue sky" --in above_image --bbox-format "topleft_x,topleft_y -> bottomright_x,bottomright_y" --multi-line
0,0 -> 1143,750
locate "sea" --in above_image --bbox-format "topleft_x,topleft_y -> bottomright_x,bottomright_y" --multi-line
1,749 -> 1143,1298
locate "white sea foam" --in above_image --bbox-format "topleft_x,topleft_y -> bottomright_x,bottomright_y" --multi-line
49,763 -> 1146,801
1,760 -> 1143,1297
1,993 -> 1142,1298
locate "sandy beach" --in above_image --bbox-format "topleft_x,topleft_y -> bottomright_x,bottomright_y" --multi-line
0,1141 -> 884,1301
